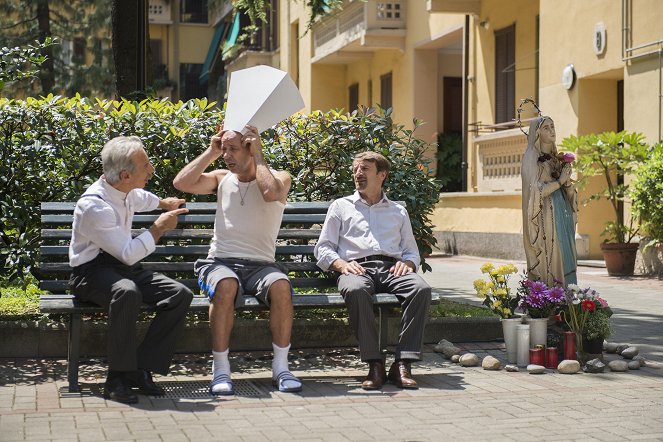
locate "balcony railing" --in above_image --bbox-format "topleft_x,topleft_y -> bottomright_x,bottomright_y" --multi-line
473,128 -> 527,193
312,0 -> 406,63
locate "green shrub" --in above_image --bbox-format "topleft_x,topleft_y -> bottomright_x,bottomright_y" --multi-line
0,283 -> 40,318
631,143 -> 663,246
0,98 -> 439,281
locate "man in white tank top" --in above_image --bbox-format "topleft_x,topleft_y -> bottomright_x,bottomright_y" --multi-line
174,125 -> 301,395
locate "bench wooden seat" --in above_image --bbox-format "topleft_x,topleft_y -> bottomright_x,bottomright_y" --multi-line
39,201 -> 439,392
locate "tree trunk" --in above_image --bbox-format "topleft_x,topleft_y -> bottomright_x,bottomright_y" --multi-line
36,0 -> 55,93
111,0 -> 147,99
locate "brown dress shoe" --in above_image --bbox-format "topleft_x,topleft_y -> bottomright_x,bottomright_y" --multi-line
388,360 -> 418,389
362,361 -> 387,390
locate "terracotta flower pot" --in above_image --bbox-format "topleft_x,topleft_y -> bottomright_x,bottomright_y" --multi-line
600,242 -> 639,276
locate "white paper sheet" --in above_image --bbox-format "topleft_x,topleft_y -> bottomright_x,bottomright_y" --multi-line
224,65 -> 305,134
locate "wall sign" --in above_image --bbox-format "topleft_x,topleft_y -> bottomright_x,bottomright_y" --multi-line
593,22 -> 606,55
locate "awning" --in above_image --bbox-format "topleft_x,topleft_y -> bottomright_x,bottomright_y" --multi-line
199,23 -> 225,84
222,12 -> 240,56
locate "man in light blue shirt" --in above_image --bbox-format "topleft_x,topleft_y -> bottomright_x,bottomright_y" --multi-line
314,151 -> 431,390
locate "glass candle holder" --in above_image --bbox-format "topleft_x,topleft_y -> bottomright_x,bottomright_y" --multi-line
546,347 -> 559,369
529,348 -> 544,366
563,331 -> 577,360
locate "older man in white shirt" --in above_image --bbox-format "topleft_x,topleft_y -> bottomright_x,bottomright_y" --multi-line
69,136 -> 192,404
314,151 -> 431,390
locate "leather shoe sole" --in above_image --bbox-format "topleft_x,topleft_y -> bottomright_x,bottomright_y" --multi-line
128,370 -> 165,396
102,385 -> 138,404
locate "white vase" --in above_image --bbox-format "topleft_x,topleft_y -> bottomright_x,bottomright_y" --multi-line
526,317 -> 548,348
501,317 -> 521,364
516,324 -> 530,367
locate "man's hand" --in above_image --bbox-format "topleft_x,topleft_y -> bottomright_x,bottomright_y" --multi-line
389,260 -> 415,277
333,259 -> 366,275
158,197 -> 186,211
149,207 -> 189,241
242,125 -> 262,157
210,123 -> 225,153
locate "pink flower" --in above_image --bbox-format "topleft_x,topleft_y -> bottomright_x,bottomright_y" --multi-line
558,152 -> 576,163
597,297 -> 609,308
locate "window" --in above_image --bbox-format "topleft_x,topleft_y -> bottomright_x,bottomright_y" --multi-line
348,83 -> 359,112
380,72 -> 392,110
180,0 -> 208,24
494,25 -> 515,124
180,63 -> 207,100
73,38 -> 86,63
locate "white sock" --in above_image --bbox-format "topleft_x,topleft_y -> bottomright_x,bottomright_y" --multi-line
211,349 -> 233,393
212,349 -> 231,377
272,343 -> 290,376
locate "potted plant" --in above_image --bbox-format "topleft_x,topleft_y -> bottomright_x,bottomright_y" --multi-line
561,284 -> 613,362
631,143 -> 663,256
473,262 -> 521,363
561,131 -> 649,276
517,279 -> 566,347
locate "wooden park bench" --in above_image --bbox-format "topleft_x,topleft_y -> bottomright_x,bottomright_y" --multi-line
39,201 -> 439,392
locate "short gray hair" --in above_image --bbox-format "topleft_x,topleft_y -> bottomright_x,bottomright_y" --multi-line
101,136 -> 145,184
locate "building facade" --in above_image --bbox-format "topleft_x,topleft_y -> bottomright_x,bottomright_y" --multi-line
149,0 -> 663,261
277,0 -> 662,261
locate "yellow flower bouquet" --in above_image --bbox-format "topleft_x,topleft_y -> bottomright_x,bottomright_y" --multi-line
473,262 -> 521,318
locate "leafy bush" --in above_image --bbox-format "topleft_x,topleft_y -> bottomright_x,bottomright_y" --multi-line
0,98 -> 438,281
631,143 -> 663,246
560,131 -> 649,243
0,95 -> 220,280
0,283 -> 40,318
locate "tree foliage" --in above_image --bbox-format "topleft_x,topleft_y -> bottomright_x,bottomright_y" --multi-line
0,0 -> 114,97
560,131 -> 650,243
0,98 -> 438,281
0,39 -> 54,92
631,143 -> 663,246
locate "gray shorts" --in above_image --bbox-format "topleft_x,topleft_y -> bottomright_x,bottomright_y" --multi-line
194,257 -> 291,307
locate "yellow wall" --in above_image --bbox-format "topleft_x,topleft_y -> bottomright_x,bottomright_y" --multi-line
432,193 -> 522,234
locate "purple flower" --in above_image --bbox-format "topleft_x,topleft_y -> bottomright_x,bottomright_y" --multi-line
545,286 -> 565,303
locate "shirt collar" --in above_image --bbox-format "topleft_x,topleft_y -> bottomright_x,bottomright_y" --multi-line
350,190 -> 390,206
99,177 -> 128,203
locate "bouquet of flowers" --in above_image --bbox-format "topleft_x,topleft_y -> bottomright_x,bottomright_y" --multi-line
561,284 -> 613,352
518,279 -> 566,319
473,263 -> 520,318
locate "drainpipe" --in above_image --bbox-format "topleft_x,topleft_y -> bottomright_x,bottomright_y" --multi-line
461,14 -> 470,191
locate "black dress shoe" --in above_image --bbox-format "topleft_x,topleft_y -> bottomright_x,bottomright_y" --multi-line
129,369 -> 165,396
103,376 -> 138,404
362,360 -> 387,390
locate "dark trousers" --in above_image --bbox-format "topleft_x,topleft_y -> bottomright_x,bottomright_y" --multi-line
337,261 -> 432,362
70,253 -> 193,374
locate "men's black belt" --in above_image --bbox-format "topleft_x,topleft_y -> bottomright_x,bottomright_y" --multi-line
355,255 -> 398,263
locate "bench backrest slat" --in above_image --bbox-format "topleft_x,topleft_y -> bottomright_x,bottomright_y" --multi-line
39,201 -> 343,297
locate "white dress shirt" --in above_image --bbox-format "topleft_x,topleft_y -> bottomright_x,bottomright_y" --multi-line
69,178 -> 160,267
314,191 -> 421,271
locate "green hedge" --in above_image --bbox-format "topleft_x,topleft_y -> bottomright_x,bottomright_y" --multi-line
0,96 -> 439,281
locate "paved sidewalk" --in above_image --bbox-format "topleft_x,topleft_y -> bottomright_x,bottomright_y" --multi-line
1,255 -> 662,442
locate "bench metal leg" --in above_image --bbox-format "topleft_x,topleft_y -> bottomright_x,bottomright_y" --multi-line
67,312 -> 81,393
378,306 -> 389,355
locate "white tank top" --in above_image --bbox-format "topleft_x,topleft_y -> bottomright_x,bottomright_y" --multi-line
208,172 -> 285,262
